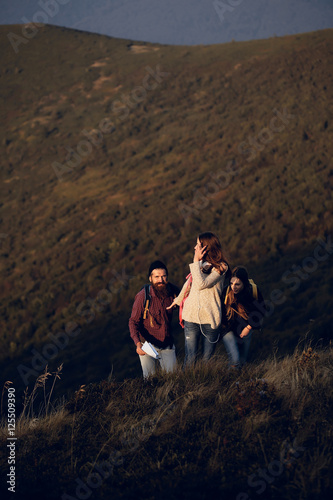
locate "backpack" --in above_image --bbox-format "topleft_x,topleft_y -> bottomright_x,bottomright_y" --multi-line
224,278 -> 258,304
142,284 -> 178,320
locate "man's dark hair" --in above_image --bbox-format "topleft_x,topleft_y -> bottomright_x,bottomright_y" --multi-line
148,260 -> 168,278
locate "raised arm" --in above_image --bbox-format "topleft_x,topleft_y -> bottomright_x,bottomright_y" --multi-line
166,276 -> 191,309
190,261 -> 224,290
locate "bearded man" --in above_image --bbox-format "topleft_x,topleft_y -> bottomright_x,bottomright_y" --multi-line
129,260 -> 179,378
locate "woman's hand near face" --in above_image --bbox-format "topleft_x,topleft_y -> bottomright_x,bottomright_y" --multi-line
194,241 -> 207,262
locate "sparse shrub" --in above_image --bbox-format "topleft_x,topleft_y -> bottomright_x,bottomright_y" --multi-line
234,378 -> 278,417
297,347 -> 319,371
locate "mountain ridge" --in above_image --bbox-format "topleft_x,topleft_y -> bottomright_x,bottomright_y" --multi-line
0,24 -> 332,393
1,0 -> 333,45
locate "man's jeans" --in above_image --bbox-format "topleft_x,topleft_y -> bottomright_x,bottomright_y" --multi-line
184,321 -> 221,366
222,330 -> 252,368
138,344 -> 176,378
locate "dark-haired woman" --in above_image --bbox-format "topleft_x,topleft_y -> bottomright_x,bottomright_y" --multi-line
167,232 -> 230,366
222,266 -> 265,369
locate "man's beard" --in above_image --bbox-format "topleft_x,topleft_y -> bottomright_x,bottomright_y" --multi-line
152,282 -> 169,298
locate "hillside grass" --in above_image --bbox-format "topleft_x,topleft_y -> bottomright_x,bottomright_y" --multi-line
0,345 -> 332,499
0,25 -> 333,393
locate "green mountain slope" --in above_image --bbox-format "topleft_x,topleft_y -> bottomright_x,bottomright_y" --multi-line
0,25 -> 332,394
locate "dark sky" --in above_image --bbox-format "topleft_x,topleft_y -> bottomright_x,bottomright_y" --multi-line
1,0 -> 333,45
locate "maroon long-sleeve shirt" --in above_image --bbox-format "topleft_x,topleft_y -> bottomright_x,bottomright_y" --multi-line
129,284 -> 178,349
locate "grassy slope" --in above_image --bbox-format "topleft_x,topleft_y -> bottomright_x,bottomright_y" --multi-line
0,348 -> 332,500
0,25 -> 333,394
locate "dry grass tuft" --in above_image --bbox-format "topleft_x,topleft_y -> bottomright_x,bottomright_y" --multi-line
0,346 -> 332,499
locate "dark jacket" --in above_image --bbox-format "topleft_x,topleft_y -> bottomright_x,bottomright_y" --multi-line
222,286 -> 265,337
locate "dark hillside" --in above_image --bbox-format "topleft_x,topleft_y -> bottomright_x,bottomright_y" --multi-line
0,25 -> 332,395
0,350 -> 332,500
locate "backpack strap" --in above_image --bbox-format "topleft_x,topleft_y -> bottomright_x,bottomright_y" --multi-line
249,279 -> 258,300
143,284 -> 150,320
224,285 -> 230,304
143,283 -> 178,321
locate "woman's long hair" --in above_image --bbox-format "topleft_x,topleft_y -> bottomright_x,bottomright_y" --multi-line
198,232 -> 228,273
225,266 -> 251,321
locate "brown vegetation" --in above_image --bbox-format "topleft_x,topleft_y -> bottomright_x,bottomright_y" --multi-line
0,24 -> 332,396
0,345 -> 332,499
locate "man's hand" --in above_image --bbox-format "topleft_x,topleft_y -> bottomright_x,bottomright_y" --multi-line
136,342 -> 146,355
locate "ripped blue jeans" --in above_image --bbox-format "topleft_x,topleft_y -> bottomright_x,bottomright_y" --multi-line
184,321 -> 220,366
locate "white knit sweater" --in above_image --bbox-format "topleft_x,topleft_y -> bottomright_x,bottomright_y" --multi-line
174,261 -> 227,329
